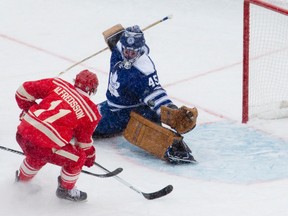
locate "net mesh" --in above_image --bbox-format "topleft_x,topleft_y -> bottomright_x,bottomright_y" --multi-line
248,0 -> 288,119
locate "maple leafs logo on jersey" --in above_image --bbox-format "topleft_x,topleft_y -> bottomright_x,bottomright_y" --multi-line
108,72 -> 120,97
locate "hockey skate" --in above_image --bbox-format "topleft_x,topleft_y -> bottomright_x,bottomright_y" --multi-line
164,140 -> 196,164
56,176 -> 87,202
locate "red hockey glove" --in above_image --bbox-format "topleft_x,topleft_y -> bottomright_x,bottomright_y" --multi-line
84,146 -> 96,167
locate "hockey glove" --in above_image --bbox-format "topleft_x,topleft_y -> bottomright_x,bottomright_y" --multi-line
102,24 -> 125,50
84,146 -> 96,167
161,105 -> 198,134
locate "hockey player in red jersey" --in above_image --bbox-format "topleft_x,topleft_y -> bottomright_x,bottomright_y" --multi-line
15,70 -> 101,202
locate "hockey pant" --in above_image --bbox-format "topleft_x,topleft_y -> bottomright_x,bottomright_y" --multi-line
16,133 -> 86,189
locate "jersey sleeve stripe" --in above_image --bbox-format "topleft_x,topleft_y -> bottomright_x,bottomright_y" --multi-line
143,89 -> 172,114
153,95 -> 171,108
75,141 -> 93,150
16,85 -> 36,101
143,89 -> 168,104
107,100 -> 142,109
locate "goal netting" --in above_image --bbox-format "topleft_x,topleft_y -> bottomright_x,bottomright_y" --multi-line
242,0 -> 288,123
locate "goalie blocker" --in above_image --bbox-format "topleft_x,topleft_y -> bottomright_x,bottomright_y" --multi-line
102,24 -> 125,50
123,112 -> 195,164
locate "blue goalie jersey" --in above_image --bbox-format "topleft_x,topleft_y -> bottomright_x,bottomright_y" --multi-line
106,43 -> 172,115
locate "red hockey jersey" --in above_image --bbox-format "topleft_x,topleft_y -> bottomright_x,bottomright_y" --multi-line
15,77 -> 101,151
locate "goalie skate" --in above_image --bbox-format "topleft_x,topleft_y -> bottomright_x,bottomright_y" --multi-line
164,140 -> 196,164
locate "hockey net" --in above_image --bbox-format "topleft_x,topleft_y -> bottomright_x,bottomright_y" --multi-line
242,0 -> 288,123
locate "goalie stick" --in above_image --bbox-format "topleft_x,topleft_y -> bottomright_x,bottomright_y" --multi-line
94,162 -> 173,200
0,145 -> 122,178
58,15 -> 173,76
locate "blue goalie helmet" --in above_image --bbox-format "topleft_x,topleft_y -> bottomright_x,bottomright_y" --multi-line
120,25 -> 145,50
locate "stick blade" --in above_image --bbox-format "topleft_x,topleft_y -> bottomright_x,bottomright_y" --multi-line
142,185 -> 173,200
104,167 -> 123,177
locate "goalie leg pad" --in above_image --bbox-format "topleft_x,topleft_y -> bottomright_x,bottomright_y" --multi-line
123,112 -> 182,159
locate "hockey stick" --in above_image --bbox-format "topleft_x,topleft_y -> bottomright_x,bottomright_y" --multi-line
81,168 -> 122,178
94,162 -> 173,200
1,145 -> 172,199
58,15 -> 173,76
0,145 -> 122,178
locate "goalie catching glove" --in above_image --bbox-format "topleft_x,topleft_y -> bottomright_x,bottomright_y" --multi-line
161,105 -> 198,134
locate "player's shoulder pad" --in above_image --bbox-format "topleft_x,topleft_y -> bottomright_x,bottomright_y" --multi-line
133,53 -> 156,76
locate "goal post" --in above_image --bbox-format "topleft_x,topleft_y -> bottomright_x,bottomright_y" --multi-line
242,0 -> 288,123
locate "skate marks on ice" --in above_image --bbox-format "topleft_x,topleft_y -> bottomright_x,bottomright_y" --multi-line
114,122 -> 288,184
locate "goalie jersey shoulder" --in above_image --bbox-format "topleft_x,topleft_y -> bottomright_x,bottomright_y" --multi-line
133,53 -> 156,76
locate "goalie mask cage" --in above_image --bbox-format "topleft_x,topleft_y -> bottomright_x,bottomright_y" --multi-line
242,0 -> 288,123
